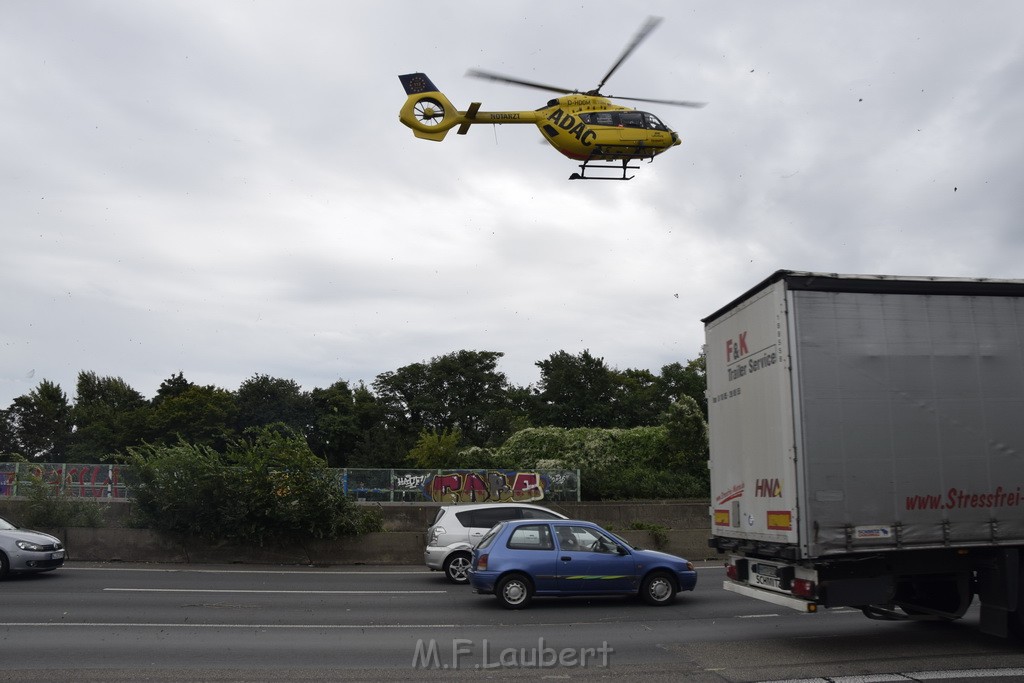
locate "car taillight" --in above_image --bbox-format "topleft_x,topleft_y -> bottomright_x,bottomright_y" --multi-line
791,578 -> 816,598
476,554 -> 488,571
726,563 -> 738,580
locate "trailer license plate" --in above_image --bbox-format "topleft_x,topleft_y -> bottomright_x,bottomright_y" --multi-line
752,563 -> 782,590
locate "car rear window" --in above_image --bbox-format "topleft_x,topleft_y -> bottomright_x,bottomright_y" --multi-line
477,522 -> 504,549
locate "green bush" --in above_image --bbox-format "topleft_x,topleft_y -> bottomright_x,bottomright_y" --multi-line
495,398 -> 709,500
18,475 -> 104,529
122,424 -> 381,544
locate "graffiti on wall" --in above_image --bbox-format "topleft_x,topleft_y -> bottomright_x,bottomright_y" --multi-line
0,463 -> 127,498
0,463 -> 580,502
422,470 -> 547,503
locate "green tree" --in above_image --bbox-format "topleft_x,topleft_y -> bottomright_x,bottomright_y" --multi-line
612,368 -> 670,427
152,371 -> 192,406
406,428 -> 462,468
70,372 -> 148,461
347,383 -> 404,467
234,374 -> 311,434
306,380 -> 362,468
148,383 -> 237,450
372,350 -> 517,451
661,395 -> 710,489
0,409 -> 17,459
659,355 -> 707,418
5,380 -> 74,461
532,350 -> 617,428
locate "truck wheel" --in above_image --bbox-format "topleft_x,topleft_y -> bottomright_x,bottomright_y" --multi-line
443,552 -> 472,584
641,571 -> 677,606
495,573 -> 533,609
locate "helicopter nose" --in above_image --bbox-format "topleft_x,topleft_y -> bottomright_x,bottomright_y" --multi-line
671,131 -> 681,146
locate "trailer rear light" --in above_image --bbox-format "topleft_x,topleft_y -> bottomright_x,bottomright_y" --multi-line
726,558 -> 749,582
476,554 -> 488,571
791,578 -> 816,599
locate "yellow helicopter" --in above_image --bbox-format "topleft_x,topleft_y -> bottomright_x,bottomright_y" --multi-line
398,17 -> 705,180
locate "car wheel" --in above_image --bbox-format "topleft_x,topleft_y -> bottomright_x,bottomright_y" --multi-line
443,552 -> 472,584
640,571 -> 677,606
0,551 -> 9,580
495,573 -> 533,610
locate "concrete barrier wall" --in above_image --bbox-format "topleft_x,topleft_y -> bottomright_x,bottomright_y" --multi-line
1,499 -> 716,566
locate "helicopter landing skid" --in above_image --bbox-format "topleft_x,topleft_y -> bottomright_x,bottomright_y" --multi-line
569,159 -> 639,181
569,147 -> 654,180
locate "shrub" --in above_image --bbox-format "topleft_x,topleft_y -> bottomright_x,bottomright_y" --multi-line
122,424 -> 381,544
18,474 -> 104,529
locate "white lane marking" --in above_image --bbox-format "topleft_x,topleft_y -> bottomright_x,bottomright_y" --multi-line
763,670 -> 1024,683
0,622 -> 458,629
65,567 -> 432,575
910,670 -> 1024,680
737,613 -> 780,618
103,588 -> 445,594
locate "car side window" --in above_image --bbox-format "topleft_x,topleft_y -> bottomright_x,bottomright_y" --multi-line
560,525 -> 620,553
520,508 -> 560,520
506,524 -> 554,551
473,507 -> 518,529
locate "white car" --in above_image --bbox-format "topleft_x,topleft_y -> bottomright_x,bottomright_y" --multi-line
424,502 -> 566,584
0,515 -> 66,579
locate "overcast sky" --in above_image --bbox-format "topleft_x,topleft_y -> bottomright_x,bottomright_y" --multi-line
2,1 -> 1022,407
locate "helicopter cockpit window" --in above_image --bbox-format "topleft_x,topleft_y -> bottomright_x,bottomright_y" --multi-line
644,113 -> 668,131
618,112 -> 644,129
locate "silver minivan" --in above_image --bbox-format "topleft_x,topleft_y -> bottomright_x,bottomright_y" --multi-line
424,502 -> 566,584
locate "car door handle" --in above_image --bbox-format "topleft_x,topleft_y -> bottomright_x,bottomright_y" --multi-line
560,556 -> 572,562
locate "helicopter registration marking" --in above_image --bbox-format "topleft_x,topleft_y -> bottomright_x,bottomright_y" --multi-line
547,109 -> 596,146
487,113 -> 520,121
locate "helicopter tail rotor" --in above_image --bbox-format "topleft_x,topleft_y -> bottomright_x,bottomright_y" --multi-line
398,73 -> 461,141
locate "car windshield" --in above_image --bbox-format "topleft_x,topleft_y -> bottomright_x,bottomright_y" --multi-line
0,517 -> 17,531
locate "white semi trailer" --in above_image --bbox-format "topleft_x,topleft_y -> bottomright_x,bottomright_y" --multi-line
704,271 -> 1024,637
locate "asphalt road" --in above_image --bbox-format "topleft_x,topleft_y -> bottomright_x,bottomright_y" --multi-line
1,562 -> 1023,682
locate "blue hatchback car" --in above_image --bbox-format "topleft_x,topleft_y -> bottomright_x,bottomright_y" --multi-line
469,518 -> 697,609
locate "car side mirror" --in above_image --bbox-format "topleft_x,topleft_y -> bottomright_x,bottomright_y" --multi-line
616,545 -> 628,556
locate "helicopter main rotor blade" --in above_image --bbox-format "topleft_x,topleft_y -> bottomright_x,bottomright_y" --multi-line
592,16 -> 662,94
604,93 -> 707,108
465,69 -> 576,95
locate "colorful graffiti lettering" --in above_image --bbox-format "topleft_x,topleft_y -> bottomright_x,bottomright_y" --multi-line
424,470 -> 547,503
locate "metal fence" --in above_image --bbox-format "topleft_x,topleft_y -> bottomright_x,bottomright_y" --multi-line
0,463 -> 581,503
